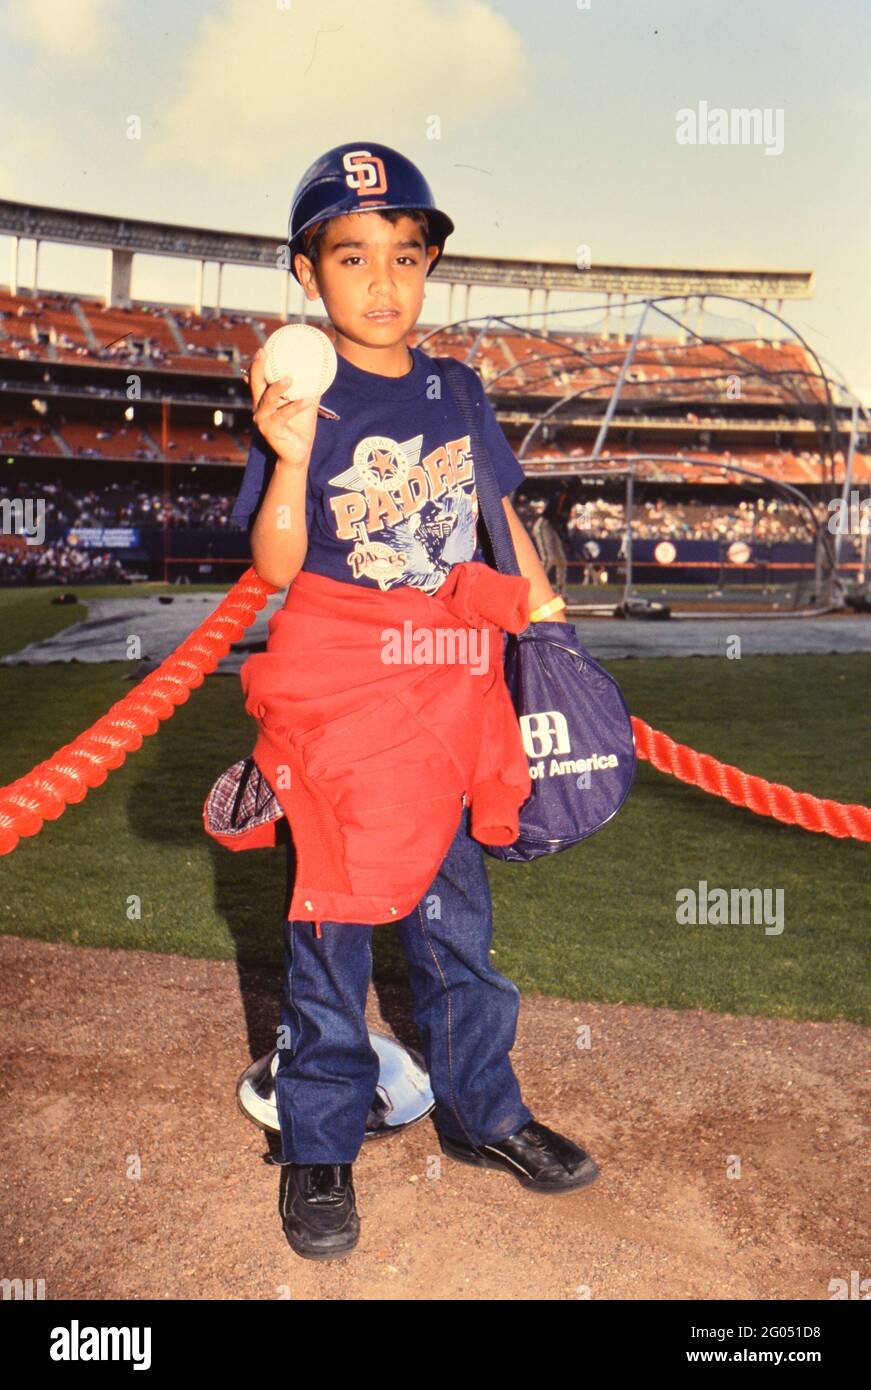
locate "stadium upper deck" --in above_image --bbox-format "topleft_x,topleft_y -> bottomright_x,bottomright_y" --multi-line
1,197 -> 850,443
1,202 -> 865,597
0,286 -> 865,488
0,287 -> 827,401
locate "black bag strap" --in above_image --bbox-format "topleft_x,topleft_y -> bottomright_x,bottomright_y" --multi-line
437,356 -> 521,578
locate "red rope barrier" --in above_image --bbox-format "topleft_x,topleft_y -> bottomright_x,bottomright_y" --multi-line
0,570 -> 274,856
630,718 -> 871,842
1,567 -> 869,853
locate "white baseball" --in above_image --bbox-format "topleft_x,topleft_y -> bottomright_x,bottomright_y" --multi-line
263,323 -> 338,402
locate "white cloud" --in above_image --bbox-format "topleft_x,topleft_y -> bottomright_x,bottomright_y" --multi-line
1,0 -> 114,62
151,0 -> 528,171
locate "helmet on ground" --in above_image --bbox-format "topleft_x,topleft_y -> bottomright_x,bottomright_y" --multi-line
286,141 -> 455,284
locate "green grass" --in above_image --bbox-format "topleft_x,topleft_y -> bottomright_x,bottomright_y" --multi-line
0,584 -> 868,1023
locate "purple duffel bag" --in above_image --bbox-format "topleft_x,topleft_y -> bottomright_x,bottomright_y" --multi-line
439,356 -> 637,861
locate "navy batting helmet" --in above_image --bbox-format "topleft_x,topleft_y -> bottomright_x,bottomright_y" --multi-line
286,141 -> 455,284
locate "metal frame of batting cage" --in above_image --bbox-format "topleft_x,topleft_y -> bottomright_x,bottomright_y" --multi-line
417,290 -> 869,614
516,455 -> 838,619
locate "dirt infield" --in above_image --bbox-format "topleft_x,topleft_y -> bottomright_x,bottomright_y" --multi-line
1,934 -> 868,1301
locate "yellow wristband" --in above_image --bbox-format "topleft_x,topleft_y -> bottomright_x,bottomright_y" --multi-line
529,594 -> 567,622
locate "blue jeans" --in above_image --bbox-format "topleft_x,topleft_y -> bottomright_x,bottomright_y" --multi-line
272,802 -> 533,1163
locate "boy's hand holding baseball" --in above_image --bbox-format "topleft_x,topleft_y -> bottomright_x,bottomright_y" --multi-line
248,347 -> 320,470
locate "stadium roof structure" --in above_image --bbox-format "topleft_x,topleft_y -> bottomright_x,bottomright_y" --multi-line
0,198 -> 813,319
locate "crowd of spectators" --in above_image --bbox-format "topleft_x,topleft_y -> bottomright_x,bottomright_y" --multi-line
0,422 -> 52,454
566,494 -> 824,543
0,473 -> 836,589
0,476 -> 237,533
0,542 -> 130,585
1,475 -> 832,546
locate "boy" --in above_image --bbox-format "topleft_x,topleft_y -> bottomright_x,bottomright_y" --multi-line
230,142 -> 599,1260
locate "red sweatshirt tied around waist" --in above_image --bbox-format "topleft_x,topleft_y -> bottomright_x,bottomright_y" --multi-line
203,559 -> 532,926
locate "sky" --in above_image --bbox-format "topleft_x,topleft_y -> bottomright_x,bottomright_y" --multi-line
0,0 -> 869,401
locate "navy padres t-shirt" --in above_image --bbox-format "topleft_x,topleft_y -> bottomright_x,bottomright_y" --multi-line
229,346 -> 525,596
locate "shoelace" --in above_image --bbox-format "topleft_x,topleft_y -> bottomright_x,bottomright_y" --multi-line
515,1123 -> 578,1172
303,1164 -> 349,1204
509,1121 -> 550,1151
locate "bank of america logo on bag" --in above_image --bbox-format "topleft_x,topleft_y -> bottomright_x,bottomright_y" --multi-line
519,711 -> 620,780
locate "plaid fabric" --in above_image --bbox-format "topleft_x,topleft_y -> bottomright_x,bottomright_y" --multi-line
204,756 -> 283,837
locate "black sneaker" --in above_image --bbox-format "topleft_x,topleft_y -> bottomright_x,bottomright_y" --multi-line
437,1118 -> 600,1193
279,1162 -> 360,1259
